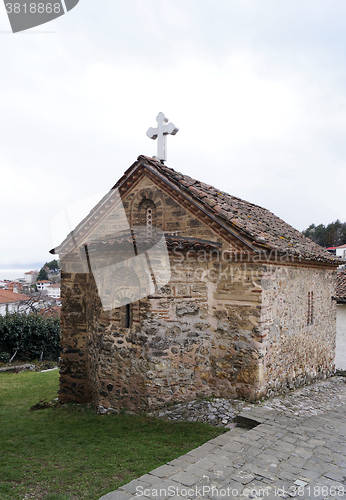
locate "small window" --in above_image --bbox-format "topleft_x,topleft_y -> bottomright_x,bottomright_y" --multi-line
124,303 -> 130,328
120,300 -> 132,328
146,206 -> 153,237
307,291 -> 314,325
138,198 -> 156,230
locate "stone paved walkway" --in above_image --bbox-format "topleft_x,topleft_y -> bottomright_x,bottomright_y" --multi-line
99,377 -> 346,500
146,377 -> 346,426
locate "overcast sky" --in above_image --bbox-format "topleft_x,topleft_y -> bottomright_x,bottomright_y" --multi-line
1,0 -> 346,278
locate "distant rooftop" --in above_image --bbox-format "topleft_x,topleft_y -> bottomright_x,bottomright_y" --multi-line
335,271 -> 346,303
0,290 -> 28,304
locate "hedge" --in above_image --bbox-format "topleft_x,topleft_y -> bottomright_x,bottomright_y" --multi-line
0,312 -> 60,362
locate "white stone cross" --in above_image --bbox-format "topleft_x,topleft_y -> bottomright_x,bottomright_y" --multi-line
146,112 -> 179,163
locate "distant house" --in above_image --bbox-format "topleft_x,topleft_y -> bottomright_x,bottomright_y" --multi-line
0,290 -> 30,316
36,280 -> 51,292
336,244 -> 346,260
335,271 -> 346,370
328,245 -> 346,260
4,281 -> 24,293
24,271 -> 38,284
47,283 -> 61,299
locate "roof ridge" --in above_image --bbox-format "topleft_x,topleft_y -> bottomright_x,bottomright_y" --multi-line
137,156 -> 338,264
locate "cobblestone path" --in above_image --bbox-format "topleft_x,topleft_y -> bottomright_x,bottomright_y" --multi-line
99,377 -> 346,500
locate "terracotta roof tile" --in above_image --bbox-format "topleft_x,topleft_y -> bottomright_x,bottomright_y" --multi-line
0,290 -> 28,304
38,307 -> 61,317
138,156 -> 338,264
87,233 -> 221,255
336,271 -> 346,302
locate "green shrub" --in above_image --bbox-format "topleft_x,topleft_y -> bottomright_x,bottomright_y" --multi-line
0,312 -> 60,362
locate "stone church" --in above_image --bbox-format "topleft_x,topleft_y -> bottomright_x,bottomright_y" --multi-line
52,155 -> 340,411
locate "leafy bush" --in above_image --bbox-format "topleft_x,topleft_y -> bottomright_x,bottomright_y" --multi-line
0,312 -> 60,362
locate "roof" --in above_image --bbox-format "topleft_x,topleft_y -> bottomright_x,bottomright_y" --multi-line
0,290 -> 29,304
37,280 -> 51,283
131,156 -> 338,264
52,155 -> 339,265
48,283 -> 61,288
25,271 -> 35,274
335,271 -> 346,303
38,306 -> 61,317
336,244 -> 346,249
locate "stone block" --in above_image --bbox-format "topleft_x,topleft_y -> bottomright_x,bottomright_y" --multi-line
170,471 -> 199,486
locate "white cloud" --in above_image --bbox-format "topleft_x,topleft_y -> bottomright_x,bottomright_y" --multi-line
1,0 -> 346,272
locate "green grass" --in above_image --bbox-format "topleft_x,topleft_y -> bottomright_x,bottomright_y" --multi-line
0,370 -> 225,500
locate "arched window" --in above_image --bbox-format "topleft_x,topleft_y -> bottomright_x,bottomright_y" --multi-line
146,206 -> 153,237
111,267 -> 141,328
137,199 -> 156,231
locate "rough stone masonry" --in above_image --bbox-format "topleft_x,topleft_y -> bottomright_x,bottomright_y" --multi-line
52,155 -> 340,412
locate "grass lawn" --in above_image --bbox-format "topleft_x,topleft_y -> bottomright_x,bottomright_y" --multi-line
0,370 -> 225,500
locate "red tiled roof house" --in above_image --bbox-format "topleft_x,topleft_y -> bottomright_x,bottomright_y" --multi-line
36,280 -> 51,292
52,156 -> 340,410
336,244 -> 346,260
24,270 -> 38,285
0,290 -> 30,316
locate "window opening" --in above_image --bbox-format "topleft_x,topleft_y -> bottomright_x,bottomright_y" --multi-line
124,303 -> 130,328
146,207 -> 153,237
307,291 -> 314,325
119,297 -> 132,328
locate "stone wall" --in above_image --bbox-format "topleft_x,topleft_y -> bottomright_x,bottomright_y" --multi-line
82,254 -> 266,412
336,304 -> 346,370
260,264 -> 337,397
59,271 -> 92,403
